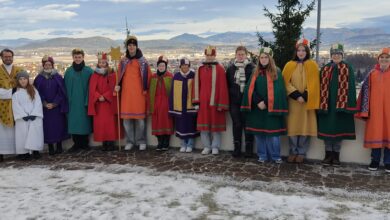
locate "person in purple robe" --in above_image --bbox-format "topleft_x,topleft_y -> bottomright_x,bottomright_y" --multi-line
169,58 -> 199,153
33,55 -> 69,155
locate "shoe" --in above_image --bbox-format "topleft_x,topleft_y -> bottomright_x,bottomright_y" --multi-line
185,147 -> 193,153
321,151 -> 333,166
32,151 -> 41,159
179,146 -> 186,152
211,148 -> 219,155
139,144 -> 147,151
48,144 -> 55,155
55,143 -> 63,154
274,159 -> 283,164
368,161 -> 379,171
385,164 -> 390,173
295,155 -> 305,163
201,147 -> 211,155
332,152 -> 341,167
162,146 -> 169,151
19,153 -> 31,161
258,158 -> 266,163
287,155 -> 296,163
156,145 -> 163,151
231,142 -> 241,157
124,143 -> 133,151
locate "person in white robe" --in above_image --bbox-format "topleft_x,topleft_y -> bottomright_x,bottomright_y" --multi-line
12,70 -> 44,160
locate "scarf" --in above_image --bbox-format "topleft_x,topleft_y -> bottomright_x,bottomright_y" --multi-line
234,59 -> 250,93
320,62 -> 350,111
39,69 -> 58,79
72,61 -> 85,72
95,67 -> 108,75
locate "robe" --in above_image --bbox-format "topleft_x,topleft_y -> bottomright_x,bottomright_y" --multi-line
64,65 -> 93,135
34,71 -> 69,143
12,88 -> 44,154
88,71 -> 123,141
149,72 -> 174,135
169,71 -> 199,139
193,63 -> 229,132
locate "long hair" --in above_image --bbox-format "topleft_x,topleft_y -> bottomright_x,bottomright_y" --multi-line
17,79 -> 35,100
253,53 -> 278,81
292,45 -> 311,61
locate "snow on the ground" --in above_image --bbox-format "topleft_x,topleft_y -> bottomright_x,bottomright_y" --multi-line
0,163 -> 389,220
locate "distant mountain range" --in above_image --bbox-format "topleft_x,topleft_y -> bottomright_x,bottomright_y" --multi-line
1,28 -> 388,54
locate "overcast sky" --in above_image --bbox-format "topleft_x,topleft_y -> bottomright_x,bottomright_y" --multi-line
0,0 -> 389,40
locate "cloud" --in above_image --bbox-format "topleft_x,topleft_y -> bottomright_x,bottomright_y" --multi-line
137,29 -> 171,35
75,0 -> 198,3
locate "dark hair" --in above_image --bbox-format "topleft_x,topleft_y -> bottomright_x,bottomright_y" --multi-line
235,46 -> 248,55
71,48 -> 85,57
292,45 -> 311,61
0,48 -> 14,57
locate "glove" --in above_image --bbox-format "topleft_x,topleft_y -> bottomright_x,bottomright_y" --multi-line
22,116 -> 29,121
29,116 -> 36,121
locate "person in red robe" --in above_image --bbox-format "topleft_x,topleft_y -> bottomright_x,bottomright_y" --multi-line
149,55 -> 174,150
193,45 -> 229,155
88,52 -> 122,151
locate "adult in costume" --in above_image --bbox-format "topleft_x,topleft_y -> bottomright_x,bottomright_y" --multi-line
0,49 -> 23,162
34,55 -> 69,155
193,46 -> 229,155
226,46 -> 255,157
317,44 -> 357,166
282,38 -> 320,163
64,48 -> 93,152
241,47 -> 287,163
356,47 -> 390,172
118,36 -> 152,151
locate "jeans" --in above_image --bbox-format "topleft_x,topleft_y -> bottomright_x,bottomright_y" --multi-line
180,138 -> 194,148
289,136 -> 310,156
200,132 -> 221,149
123,119 -> 146,145
255,135 -> 281,161
324,140 -> 342,152
371,148 -> 390,165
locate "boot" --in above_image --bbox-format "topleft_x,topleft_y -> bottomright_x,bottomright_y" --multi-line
231,141 -> 241,157
106,141 -> 115,151
321,151 -> 333,166
55,142 -> 63,154
156,136 -> 163,151
102,141 -> 108,151
32,151 -> 41,159
332,151 -> 341,167
48,144 -> 55,155
244,142 -> 254,158
162,135 -> 170,151
0,155 -> 3,162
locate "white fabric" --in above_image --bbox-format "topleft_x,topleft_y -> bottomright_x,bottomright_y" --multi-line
4,64 -> 12,74
12,88 -> 44,153
0,123 -> 15,154
0,88 -> 12,99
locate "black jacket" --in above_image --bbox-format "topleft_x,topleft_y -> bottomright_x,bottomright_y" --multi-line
226,61 -> 255,105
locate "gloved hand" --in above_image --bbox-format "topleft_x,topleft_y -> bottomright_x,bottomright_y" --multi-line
22,116 -> 29,121
29,116 -> 36,121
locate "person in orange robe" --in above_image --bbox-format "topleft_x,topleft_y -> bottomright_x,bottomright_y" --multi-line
149,56 -> 173,151
193,46 -> 229,155
117,36 -> 152,151
356,47 -> 390,172
88,52 -> 123,151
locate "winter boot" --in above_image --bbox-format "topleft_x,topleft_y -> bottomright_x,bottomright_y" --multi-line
231,141 -> 241,157
55,142 -> 63,154
0,155 -> 3,162
321,151 -> 333,166
162,135 -> 170,151
332,151 -> 341,167
102,141 -> 109,151
48,144 -> 55,155
244,142 -> 254,158
156,136 -> 163,151
32,151 -> 41,159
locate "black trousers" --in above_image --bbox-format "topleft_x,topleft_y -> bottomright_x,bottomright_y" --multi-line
229,103 -> 253,144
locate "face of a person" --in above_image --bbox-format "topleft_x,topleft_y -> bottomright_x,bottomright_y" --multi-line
18,77 -> 28,88
259,53 -> 270,66
1,51 -> 13,65
98,60 -> 108,68
297,45 -> 307,60
180,64 -> 190,73
331,53 -> 343,64
127,44 -> 137,55
205,55 -> 216,62
43,61 -> 53,70
378,54 -> 390,69
72,54 -> 84,64
157,63 -> 166,72
235,50 -> 247,62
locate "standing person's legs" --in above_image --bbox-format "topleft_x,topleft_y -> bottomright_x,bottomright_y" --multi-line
255,135 -> 267,162
135,119 -> 146,150
123,119 -> 135,150
201,131 -> 211,155
186,138 -> 194,152
383,148 -> 390,172
288,136 -> 298,162
322,140 -> 334,165
369,148 -> 381,171
211,132 -> 221,155
268,136 -> 282,162
295,136 -> 310,163
244,133 -> 254,157
332,140 -> 342,166
230,104 -> 243,156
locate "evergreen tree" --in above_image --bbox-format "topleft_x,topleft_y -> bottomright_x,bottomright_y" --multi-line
257,0 -> 315,68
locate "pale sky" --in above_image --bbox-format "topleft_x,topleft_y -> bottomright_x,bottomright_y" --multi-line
0,0 -> 389,40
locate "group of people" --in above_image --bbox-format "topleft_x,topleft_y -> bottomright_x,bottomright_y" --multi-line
0,35 -> 389,172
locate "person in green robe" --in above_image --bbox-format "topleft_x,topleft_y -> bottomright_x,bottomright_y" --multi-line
241,47 -> 288,163
64,48 -> 93,152
317,43 -> 357,166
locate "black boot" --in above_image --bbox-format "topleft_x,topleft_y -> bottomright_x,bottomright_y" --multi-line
32,151 -> 41,159
55,142 -> 63,154
0,155 -> 4,162
18,153 -> 30,160
244,142 -> 254,158
102,141 -> 108,151
156,136 -> 163,151
162,135 -> 170,151
231,141 -> 241,157
332,151 -> 341,167
106,141 -> 115,151
48,144 -> 55,155
321,151 -> 333,166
